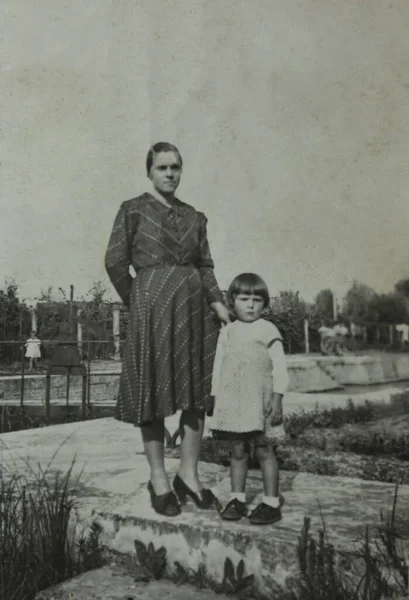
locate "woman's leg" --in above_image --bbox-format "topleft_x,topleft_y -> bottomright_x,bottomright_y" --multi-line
141,419 -> 171,495
255,443 -> 279,498
230,440 -> 249,493
177,410 -> 205,492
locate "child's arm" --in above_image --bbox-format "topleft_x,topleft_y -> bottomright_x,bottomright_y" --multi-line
211,326 -> 228,398
266,335 -> 289,425
268,339 -> 289,397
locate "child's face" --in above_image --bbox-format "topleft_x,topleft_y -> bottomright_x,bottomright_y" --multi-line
234,293 -> 265,322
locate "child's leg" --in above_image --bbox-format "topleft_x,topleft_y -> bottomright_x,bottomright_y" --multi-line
248,442 -> 282,524
255,442 -> 280,504
230,440 -> 249,495
220,439 -> 249,521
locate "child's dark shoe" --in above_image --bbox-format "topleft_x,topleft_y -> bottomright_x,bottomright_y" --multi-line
220,498 -> 247,521
248,502 -> 282,525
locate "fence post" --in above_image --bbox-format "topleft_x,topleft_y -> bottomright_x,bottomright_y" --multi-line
30,306 -> 37,332
304,318 -> 310,354
20,343 -> 25,408
389,324 -> 394,345
81,372 -> 87,421
45,374 -> 51,426
332,292 -> 338,321
77,310 -> 83,357
113,305 -> 121,361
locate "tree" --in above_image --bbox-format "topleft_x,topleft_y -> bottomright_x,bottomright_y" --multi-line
264,290 -> 307,354
0,280 -> 31,362
368,293 -> 408,324
35,287 -> 54,302
310,289 -> 334,323
395,278 -> 409,298
341,281 -> 378,324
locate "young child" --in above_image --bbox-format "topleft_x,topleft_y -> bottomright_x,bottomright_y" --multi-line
211,273 -> 289,526
25,331 -> 41,371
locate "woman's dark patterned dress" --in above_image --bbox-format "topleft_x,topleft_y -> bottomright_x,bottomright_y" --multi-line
105,193 -> 223,426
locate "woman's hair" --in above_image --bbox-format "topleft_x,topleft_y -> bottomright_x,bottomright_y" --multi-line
146,142 -> 183,175
226,273 -> 270,309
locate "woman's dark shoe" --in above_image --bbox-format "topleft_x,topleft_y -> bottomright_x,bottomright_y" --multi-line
173,474 -> 221,511
248,502 -> 282,525
147,481 -> 181,517
220,498 -> 247,521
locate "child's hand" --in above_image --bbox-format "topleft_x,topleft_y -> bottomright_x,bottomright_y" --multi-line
266,394 -> 283,426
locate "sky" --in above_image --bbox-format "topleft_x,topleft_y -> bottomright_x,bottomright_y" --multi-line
1,0 -> 409,305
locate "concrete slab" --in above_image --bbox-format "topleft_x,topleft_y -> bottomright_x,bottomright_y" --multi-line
35,564 -> 233,600
2,418 -> 409,596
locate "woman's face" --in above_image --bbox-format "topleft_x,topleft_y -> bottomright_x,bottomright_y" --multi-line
149,151 -> 182,195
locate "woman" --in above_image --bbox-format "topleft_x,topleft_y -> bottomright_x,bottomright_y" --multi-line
105,142 -> 230,517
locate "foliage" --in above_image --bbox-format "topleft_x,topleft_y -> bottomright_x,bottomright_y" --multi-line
0,456 -> 104,600
0,279 -> 31,363
221,557 -> 255,595
395,278 -> 409,298
311,289 -> 334,323
132,540 -> 167,582
283,399 -> 376,437
264,290 -> 307,354
341,281 -> 378,325
173,556 -> 255,596
367,293 -> 408,324
338,430 -> 409,460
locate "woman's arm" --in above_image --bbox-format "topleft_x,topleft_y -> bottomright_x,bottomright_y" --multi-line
196,214 -> 230,323
105,202 -> 133,307
211,326 -> 227,398
196,213 -> 224,305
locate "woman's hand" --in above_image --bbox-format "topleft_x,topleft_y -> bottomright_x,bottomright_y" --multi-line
266,394 -> 283,426
210,302 -> 231,324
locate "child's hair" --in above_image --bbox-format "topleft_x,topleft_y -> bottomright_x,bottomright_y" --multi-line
226,273 -> 270,310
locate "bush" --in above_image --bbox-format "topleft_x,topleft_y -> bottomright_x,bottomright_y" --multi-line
0,457 -> 104,600
284,399 -> 378,437
338,430 -> 409,460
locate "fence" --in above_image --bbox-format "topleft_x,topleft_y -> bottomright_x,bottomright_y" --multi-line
0,340 -> 122,433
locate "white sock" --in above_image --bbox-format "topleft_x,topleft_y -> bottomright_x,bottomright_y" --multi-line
263,495 -> 280,508
230,492 -> 246,503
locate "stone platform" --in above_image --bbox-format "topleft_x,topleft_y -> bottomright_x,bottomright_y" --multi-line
35,566 -> 233,600
2,418 -> 409,596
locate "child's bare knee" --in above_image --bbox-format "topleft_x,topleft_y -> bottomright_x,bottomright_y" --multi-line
231,441 -> 249,461
255,443 -> 274,461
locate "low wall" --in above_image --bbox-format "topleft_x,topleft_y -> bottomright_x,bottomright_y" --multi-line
286,357 -> 341,392
315,353 -> 409,385
1,354 -> 409,409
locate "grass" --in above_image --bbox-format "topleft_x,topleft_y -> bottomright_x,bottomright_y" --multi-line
0,449 -> 104,600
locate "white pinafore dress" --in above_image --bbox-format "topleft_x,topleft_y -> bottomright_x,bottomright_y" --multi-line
210,319 -> 287,442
